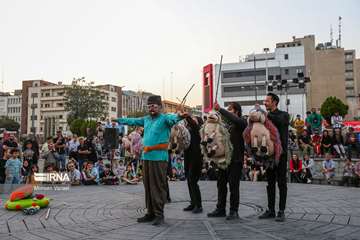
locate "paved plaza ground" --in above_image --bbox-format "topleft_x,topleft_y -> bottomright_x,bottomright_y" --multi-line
0,181 -> 359,240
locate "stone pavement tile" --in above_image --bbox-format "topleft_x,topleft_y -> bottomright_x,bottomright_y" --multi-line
287,213 -> 305,220
302,213 -> 319,221
27,229 -> 72,240
46,226 -> 89,239
11,231 -> 52,240
349,216 -> 360,226
317,214 -> 335,223
330,225 -> 360,238
313,224 -> 344,234
0,220 -> 10,234
332,215 -> 350,225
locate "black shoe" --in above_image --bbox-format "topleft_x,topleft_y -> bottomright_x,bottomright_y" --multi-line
152,216 -> 165,226
183,205 -> 194,211
275,211 -> 285,222
192,206 -> 203,214
207,209 -> 226,218
226,211 -> 239,220
258,210 -> 275,219
137,214 -> 155,223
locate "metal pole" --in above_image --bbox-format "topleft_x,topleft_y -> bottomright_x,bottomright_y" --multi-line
254,55 -> 257,102
264,48 -> 269,94
286,84 -> 289,113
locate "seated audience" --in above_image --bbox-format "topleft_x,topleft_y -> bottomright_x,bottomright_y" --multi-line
332,128 -> 346,159
342,158 -> 354,187
67,162 -> 81,186
302,154 -> 314,184
290,154 -> 302,183
321,153 -> 336,184
100,164 -> 119,185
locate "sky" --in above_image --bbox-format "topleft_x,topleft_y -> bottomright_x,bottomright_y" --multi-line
0,0 -> 359,106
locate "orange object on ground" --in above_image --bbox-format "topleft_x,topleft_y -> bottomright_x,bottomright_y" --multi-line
9,184 -> 33,202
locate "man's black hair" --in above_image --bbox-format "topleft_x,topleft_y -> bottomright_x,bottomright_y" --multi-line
267,93 -> 279,105
229,102 -> 242,117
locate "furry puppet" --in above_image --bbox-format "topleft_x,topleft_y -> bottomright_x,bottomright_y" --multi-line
243,106 -> 282,168
169,120 -> 191,154
200,111 -> 232,170
128,128 -> 143,159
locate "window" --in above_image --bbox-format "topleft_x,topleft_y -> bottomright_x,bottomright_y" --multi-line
40,127 -> 43,131
111,97 -> 116,102
284,54 -> 289,60
41,115 -> 43,120
223,70 -> 266,78
111,107 -> 117,112
45,92 -> 50,97
31,93 -> 38,98
57,92 -> 64,96
284,69 -> 289,75
59,115 -> 63,119
30,115 -> 37,120
57,103 -> 63,107
41,104 -> 43,108
45,104 -> 50,108
223,85 -> 266,93
268,75 -> 274,80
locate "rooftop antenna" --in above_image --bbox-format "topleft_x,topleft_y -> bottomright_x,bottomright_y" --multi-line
338,16 -> 342,48
330,24 -> 333,46
1,64 -> 4,92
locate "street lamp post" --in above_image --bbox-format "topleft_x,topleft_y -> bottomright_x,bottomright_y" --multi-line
253,55 -> 257,102
263,48 -> 270,94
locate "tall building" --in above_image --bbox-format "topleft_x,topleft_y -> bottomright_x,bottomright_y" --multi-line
162,100 -> 192,113
203,35 -> 360,119
21,80 -> 123,136
0,91 -> 22,125
204,37 -> 308,117
121,90 -> 153,117
7,90 -> 22,124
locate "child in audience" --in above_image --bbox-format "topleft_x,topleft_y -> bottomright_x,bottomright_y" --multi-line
101,164 -> 119,185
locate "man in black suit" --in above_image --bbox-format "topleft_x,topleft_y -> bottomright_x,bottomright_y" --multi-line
259,93 -> 289,222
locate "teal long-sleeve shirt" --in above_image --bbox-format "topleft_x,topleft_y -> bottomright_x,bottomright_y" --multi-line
116,113 -> 181,161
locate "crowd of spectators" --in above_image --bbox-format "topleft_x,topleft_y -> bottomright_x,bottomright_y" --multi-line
1,107 -> 360,190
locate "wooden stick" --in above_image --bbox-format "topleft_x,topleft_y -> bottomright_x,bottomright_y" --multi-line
214,55 -> 223,104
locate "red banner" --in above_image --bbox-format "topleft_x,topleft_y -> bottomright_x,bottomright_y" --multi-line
343,121 -> 360,132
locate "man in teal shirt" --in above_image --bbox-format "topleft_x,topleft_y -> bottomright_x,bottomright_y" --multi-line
114,95 -> 187,225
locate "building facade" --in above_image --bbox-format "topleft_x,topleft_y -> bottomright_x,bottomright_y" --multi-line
162,100 -> 192,113
203,35 -> 360,119
204,41 -> 307,117
121,90 -> 153,117
22,80 -> 123,136
0,91 -> 22,125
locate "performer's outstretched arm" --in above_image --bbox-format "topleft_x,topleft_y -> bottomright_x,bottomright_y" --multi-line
115,117 -> 145,127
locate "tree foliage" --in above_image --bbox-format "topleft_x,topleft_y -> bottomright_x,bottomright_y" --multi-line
0,117 -> 20,131
64,77 -> 109,124
70,119 -> 97,137
320,96 -> 348,122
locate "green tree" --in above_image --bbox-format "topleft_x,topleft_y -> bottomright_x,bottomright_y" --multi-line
64,77 -> 109,124
70,119 -> 85,136
0,117 -> 20,131
320,96 -> 348,123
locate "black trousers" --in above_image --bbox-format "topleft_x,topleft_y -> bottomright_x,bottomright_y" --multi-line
266,155 -> 287,212
186,167 -> 202,208
216,161 -> 242,212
